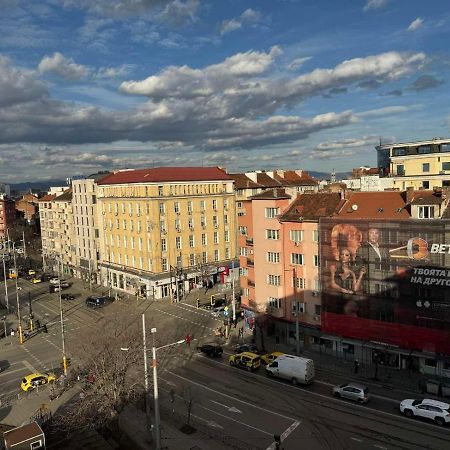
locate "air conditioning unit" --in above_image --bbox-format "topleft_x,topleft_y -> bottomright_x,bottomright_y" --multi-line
312,291 -> 319,297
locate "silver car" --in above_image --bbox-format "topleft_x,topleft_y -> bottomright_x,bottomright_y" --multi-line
333,383 -> 370,403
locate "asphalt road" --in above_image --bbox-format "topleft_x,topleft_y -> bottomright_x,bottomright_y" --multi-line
1,281 -> 449,449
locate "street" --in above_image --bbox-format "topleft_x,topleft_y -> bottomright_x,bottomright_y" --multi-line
0,279 -> 449,449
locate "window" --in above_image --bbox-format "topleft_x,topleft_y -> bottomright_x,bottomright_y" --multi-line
189,254 -> 195,266
158,186 -> 164,196
187,201 -> 193,213
224,230 -> 230,242
212,199 -> 218,210
224,214 -> 228,225
188,218 -> 194,229
214,249 -> 219,261
200,216 -> 206,227
418,206 -> 434,219
213,216 -> 218,227
200,200 -> 205,211
291,253 -> 304,265
315,304 -> 322,316
123,236 -> 127,248
313,230 -> 319,242
174,202 -> 180,214
418,145 -> 431,154
225,247 -> 230,259
201,233 -> 207,245
422,181 -> 429,189
393,147 -> 406,156
213,231 -> 219,244
189,235 -> 194,247
175,218 -> 180,230
175,236 -> 182,250
268,297 -> 281,308
442,162 -> 450,171
422,163 -> 430,172
162,258 -> 168,271
240,267 -> 248,277
265,207 -> 279,218
138,237 -> 142,251
224,200 -> 229,210
130,237 -> 135,249
161,238 -> 167,252
239,226 -> 247,235
443,180 -> 450,187
293,277 -> 305,289
240,247 -> 248,257
159,203 -> 165,214
290,230 -> 303,242
267,274 -> 281,286
30,440 -> 43,449
202,251 -> 207,263
441,143 -> 450,152
237,201 -> 243,208
396,164 -> 404,176
267,252 -> 280,263
266,229 -> 280,240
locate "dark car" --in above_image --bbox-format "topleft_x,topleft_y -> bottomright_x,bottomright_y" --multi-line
197,344 -> 223,357
61,293 -> 75,301
85,295 -> 109,308
233,343 -> 259,354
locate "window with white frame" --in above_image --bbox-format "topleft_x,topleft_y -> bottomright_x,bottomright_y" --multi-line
290,230 -> 303,242
224,199 -> 229,210
200,200 -> 205,211
174,202 -> 180,214
291,253 -> 304,265
130,237 -> 135,249
175,218 -> 180,230
212,199 -> 218,210
162,258 -> 168,271
137,221 -> 141,232
266,229 -> 280,240
313,255 -> 319,266
213,216 -> 218,227
187,201 -> 193,213
314,278 -> 321,291
130,220 -> 134,231
160,220 -> 166,232
225,247 -> 230,259
159,203 -> 165,214
139,257 -> 143,269
267,252 -> 280,263
237,201 -> 243,208
200,216 -> 206,227
224,230 -> 230,242
123,236 -> 127,248
268,297 -> 281,308
161,238 -> 167,252
175,236 -> 182,250
189,254 -> 195,266
240,267 -> 249,276
214,249 -> 219,261
138,237 -> 142,251
265,207 -> 279,218
202,251 -> 207,263
293,277 -> 306,289
313,230 -> 319,242
224,214 -> 228,225
123,219 -> 127,230
240,247 -> 248,257
201,233 -> 207,245
418,206 -> 435,219
239,226 -> 247,235
213,231 -> 219,244
189,235 -> 195,247
267,274 -> 281,286
243,287 -> 249,297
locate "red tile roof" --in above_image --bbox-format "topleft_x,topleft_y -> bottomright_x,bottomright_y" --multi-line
336,192 -> 410,219
256,172 -> 281,187
273,170 -> 318,186
279,193 -> 343,221
250,188 -> 291,200
54,188 -> 73,202
409,190 -> 446,205
38,194 -> 56,202
229,173 -> 261,189
97,167 -> 232,185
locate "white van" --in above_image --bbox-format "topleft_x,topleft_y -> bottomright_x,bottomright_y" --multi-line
266,355 -> 315,385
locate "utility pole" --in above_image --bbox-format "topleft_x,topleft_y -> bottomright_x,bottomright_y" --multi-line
293,267 -> 300,356
12,242 -> 24,344
141,314 -> 151,435
22,231 -> 27,259
57,258 -> 68,375
151,328 -> 161,450
231,260 -> 236,323
2,253 -> 9,312
28,292 -> 34,332
88,259 -> 92,291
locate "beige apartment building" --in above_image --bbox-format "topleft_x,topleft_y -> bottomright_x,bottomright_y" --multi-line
96,167 -> 237,300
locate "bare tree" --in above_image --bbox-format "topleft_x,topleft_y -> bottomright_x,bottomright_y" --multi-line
55,315 -> 143,431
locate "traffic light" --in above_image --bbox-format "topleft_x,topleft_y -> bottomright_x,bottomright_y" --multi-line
274,434 -> 281,450
196,299 -> 200,309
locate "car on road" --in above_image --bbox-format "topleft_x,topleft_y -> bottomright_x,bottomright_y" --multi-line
31,277 -> 42,284
229,352 -> 261,371
333,383 -> 370,403
49,277 -> 62,285
49,281 -> 71,293
15,247 -> 24,254
21,373 -> 56,392
211,306 -> 226,318
197,344 -> 223,357
260,351 -> 284,365
233,343 -> 259,354
85,295 -> 111,308
400,398 -> 450,426
61,293 -> 75,301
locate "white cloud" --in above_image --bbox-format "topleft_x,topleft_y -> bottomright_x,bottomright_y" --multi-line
94,65 -> 135,79
315,136 -> 379,151
356,105 -> 414,118
287,56 -> 312,71
363,0 -> 388,12
38,52 -> 88,80
220,8 -> 261,35
408,17 -> 424,32
158,0 -> 199,26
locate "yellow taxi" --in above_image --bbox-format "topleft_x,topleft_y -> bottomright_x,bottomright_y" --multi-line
229,352 -> 260,371
260,351 -> 284,365
21,373 -> 56,392
31,277 -> 42,284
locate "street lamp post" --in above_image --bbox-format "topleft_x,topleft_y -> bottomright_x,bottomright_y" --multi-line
12,242 -> 24,344
292,267 -> 300,356
56,256 -> 68,375
2,252 -> 9,312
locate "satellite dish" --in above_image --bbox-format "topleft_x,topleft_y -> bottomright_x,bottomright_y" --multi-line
351,204 -> 358,211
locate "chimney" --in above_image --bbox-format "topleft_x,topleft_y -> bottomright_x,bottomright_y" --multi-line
273,188 -> 278,198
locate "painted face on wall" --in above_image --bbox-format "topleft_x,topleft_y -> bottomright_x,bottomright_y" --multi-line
368,228 -> 379,245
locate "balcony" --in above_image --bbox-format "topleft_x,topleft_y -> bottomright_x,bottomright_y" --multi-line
246,238 -> 253,246
247,257 -> 254,267
247,279 -> 255,287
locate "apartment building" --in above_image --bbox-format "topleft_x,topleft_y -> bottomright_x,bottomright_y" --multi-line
376,137 -> 450,190
39,190 -> 75,275
72,174 -> 107,285
15,194 -> 39,223
0,195 -> 15,239
96,167 -> 236,300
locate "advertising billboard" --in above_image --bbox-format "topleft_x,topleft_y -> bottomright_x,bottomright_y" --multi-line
320,218 -> 450,355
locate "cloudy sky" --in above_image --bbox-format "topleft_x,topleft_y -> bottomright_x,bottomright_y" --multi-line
1,0 -> 449,182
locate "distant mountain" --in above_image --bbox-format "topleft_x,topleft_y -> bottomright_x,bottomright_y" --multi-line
10,179 -> 68,194
308,171 -> 351,180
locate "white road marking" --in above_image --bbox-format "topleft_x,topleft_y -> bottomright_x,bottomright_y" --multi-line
351,437 -> 363,442
198,404 -> 273,436
22,360 -> 38,373
210,399 -> 242,414
190,412 -> 224,430
0,366 -> 33,377
265,420 -> 301,450
374,445 -> 387,449
166,371 -> 296,421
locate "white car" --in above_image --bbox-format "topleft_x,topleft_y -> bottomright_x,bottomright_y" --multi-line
49,278 -> 62,285
15,248 -> 24,254
400,398 -> 450,426
211,306 -> 226,318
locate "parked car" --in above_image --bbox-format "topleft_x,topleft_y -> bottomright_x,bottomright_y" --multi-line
31,277 -> 42,284
21,373 -> 56,392
229,352 -> 261,371
333,383 -> 370,403
400,398 -> 450,426
197,344 -> 223,357
85,295 -> 110,308
233,343 -> 259,354
260,352 -> 284,365
61,293 -> 75,301
15,247 -> 24,254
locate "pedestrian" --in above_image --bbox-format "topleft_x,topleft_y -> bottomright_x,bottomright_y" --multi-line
10,328 -> 15,337
239,327 -> 244,338
185,334 -> 191,347
233,318 -> 237,329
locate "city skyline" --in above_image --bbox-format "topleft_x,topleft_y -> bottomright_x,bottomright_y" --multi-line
1,0 -> 449,182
